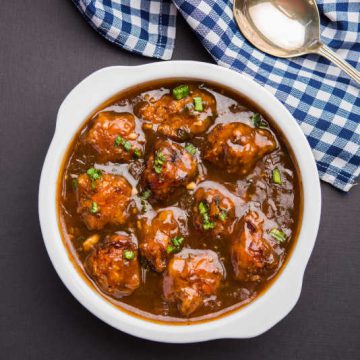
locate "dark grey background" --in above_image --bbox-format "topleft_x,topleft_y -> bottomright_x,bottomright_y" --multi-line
1,1 -> 359,359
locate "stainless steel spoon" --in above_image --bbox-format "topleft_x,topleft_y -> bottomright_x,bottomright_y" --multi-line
233,0 -> 360,85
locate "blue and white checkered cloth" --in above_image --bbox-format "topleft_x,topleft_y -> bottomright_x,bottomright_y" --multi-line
73,0 -> 360,191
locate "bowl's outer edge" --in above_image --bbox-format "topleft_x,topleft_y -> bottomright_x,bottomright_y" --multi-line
39,61 -> 321,343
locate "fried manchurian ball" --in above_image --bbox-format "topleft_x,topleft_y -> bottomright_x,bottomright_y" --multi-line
163,249 -> 224,316
204,122 -> 276,176
83,111 -> 143,162
138,209 -> 186,272
143,140 -> 197,200
193,185 -> 235,237
85,232 -> 140,297
76,169 -> 132,230
230,211 -> 279,282
137,88 -> 217,140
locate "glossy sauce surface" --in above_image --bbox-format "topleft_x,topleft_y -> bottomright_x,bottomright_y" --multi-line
58,81 -> 301,323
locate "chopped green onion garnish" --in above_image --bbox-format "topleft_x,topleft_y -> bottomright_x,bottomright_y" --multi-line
172,236 -> 184,248
219,211 -> 227,221
123,141 -> 132,151
124,250 -> 135,260
90,201 -> 99,214
140,189 -> 152,200
199,201 -> 207,215
198,201 -> 215,231
166,236 -> 185,254
133,148 -> 142,158
154,151 -> 166,174
140,189 -> 151,213
87,168 -> 102,182
72,178 -> 78,191
185,143 -> 197,155
172,85 -> 190,100
114,135 -> 123,146
251,113 -> 268,128
193,97 -> 203,111
272,168 -> 282,185
203,222 -> 215,230
270,228 -> 286,243
166,245 -> 176,254
114,135 -> 132,152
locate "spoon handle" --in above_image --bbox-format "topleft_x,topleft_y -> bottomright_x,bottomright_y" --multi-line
315,44 -> 360,85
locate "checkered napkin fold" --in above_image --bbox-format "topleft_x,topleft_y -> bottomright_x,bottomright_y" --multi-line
73,0 -> 360,191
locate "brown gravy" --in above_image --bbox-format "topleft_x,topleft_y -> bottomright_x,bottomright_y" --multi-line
57,80 -> 302,323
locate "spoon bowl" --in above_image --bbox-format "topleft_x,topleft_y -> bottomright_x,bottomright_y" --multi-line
234,0 -> 360,84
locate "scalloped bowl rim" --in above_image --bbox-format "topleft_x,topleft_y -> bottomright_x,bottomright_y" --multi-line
38,61 -> 321,343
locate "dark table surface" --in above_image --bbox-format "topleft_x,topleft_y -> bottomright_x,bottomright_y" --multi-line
1,1 -> 359,359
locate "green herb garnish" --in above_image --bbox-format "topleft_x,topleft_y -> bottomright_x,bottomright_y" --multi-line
172,236 -> 184,248
114,135 -> 132,151
124,250 -> 135,260
140,189 -> 152,200
166,236 -> 185,254
199,201 -> 215,230
185,143 -> 197,155
72,178 -> 78,191
272,168 -> 282,185
140,189 -> 152,212
172,85 -> 190,100
219,211 -> 227,221
90,201 -> 99,214
270,228 -> 286,243
251,113 -> 268,128
203,222 -> 215,230
154,151 -> 166,174
133,148 -> 142,159
193,97 -> 203,111
87,168 -> 102,182
166,245 -> 176,254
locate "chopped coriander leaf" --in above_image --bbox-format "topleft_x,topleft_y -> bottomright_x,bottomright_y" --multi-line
133,148 -> 142,158
90,201 -> 99,214
124,250 -> 135,260
140,189 -> 152,200
193,97 -> 203,111
185,143 -> 197,155
154,151 -> 166,174
272,168 -> 282,185
251,113 -> 268,128
270,228 -> 286,243
114,135 -> 132,152
219,211 -> 227,221
72,178 -> 78,191
172,85 -> 190,100
87,168 -> 102,182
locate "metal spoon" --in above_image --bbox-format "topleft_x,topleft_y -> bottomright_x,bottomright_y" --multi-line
233,0 -> 360,85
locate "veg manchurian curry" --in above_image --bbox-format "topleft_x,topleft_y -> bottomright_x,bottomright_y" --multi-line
58,81 -> 302,323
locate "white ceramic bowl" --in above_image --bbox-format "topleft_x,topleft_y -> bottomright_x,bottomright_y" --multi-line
39,61 -> 321,343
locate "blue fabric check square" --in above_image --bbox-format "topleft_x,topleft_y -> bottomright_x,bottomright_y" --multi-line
73,0 -> 360,191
